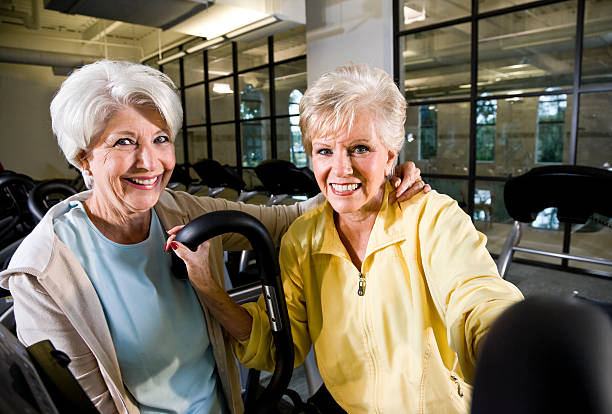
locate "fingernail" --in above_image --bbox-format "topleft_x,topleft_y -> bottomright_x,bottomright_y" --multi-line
170,242 -> 178,250
164,243 -> 168,252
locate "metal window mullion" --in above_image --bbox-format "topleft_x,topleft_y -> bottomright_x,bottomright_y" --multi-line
268,36 -> 277,160
467,0 -> 479,219
204,50 -> 213,159
232,42 -> 242,176
179,54 -> 189,167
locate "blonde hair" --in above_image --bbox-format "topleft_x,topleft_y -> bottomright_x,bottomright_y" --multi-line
50,60 -> 182,188
299,62 -> 407,160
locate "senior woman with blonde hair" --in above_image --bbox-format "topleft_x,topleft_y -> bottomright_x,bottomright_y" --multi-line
0,60 -> 426,414
172,62 -> 524,414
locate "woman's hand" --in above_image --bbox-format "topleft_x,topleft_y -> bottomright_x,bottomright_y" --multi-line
388,161 -> 431,204
166,225 -> 216,291
165,225 -> 253,341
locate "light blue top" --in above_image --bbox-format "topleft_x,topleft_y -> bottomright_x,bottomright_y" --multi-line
54,201 -> 225,414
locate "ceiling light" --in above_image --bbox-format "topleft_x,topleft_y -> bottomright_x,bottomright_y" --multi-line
157,51 -> 186,65
212,83 -> 233,94
225,15 -> 279,39
403,4 -> 426,25
185,37 -> 225,54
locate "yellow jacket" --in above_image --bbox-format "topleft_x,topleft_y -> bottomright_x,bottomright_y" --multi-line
235,185 -> 524,414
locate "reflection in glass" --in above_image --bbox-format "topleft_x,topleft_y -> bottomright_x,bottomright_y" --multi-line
183,52 -> 204,85
241,120 -> 271,167
400,23 -> 471,100
185,85 -> 206,126
238,37 -> 269,71
478,2 -> 576,96
399,0 -> 469,31
570,214 -> 612,274
208,44 -> 233,79
239,70 -> 270,119
577,92 -> 612,170
187,127 -> 207,164
211,123 -> 236,166
475,96 -> 572,177
424,177 -> 468,210
476,98 -> 497,161
583,0 -> 612,87
209,80 -> 234,123
162,58 -> 181,88
274,25 -> 306,61
403,102 -> 469,175
535,92 -> 567,164
275,59 -> 307,116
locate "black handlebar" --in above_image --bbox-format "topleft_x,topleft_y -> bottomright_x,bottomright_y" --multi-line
171,210 -> 294,414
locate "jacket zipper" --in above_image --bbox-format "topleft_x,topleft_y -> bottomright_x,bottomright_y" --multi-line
357,272 -> 366,296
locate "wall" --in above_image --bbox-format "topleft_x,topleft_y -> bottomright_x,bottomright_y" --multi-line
305,0 -> 393,84
0,62 -> 72,180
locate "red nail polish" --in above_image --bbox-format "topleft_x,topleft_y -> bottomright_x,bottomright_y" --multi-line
171,242 -> 178,250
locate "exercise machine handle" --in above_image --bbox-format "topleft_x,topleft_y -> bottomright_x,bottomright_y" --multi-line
171,210 -> 294,414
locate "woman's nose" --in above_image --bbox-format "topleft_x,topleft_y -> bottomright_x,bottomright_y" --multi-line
136,143 -> 157,169
332,152 -> 353,176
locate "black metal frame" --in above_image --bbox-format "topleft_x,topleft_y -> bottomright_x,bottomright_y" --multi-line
393,0 -> 612,275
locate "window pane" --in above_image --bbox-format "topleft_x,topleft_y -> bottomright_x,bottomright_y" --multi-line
400,23 -> 471,100
479,0 -> 534,13
274,25 -> 306,61
175,129 -> 185,164
187,127 -> 207,164
399,0 -> 470,31
570,214 -> 612,274
402,102 -> 470,175
162,57 -> 181,88
476,99 -> 497,162
577,91 -> 612,169
211,123 -> 236,166
423,177 -> 468,211
208,44 -> 233,79
478,3 -> 576,96
238,37 -> 269,71
183,52 -> 204,85
241,120 -> 271,167
275,59 -> 307,116
583,0 -> 612,87
277,117 -> 307,167
209,80 -> 234,123
239,69 -> 270,119
185,85 -> 206,126
475,95 -> 573,177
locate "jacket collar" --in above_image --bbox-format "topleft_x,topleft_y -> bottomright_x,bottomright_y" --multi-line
313,181 -> 408,261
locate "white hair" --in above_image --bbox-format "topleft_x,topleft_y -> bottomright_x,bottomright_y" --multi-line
50,60 -> 182,188
299,62 -> 407,162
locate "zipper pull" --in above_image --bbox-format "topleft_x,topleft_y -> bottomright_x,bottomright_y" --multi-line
357,272 -> 366,296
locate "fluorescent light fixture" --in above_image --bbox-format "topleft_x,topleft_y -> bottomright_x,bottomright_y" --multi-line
502,37 -> 572,50
459,84 -> 471,89
225,15 -> 279,39
185,37 -> 225,54
405,57 -> 434,65
506,90 -> 524,95
157,51 -> 186,65
403,4 -> 426,25
212,83 -> 233,94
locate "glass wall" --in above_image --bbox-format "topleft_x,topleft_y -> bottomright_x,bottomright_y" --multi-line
395,0 -> 612,275
146,25 -> 308,181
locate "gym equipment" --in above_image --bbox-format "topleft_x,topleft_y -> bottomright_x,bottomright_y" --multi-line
0,171 -> 35,248
192,159 -> 258,202
254,160 -> 320,206
171,210 -> 294,414
27,180 -> 77,222
497,165 -> 612,278
471,295 -> 612,414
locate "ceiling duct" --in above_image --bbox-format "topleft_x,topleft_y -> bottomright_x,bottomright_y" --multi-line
43,0 -> 305,40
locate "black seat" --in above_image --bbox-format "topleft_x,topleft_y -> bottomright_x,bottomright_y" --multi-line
192,159 -> 248,197
0,171 -> 35,246
255,160 -> 320,203
497,165 -> 612,278
27,180 -> 77,222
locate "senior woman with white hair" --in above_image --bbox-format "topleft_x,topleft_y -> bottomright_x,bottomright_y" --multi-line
0,60 -> 426,414
171,62 -> 525,414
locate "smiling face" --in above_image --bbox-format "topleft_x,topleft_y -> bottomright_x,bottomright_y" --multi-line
311,112 -> 396,218
81,105 -> 175,221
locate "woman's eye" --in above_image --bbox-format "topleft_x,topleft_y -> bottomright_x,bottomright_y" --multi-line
154,135 -> 170,144
114,138 -> 134,146
317,148 -> 332,156
353,145 -> 369,154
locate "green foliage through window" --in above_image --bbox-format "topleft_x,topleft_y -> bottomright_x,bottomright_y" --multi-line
419,105 -> 437,160
536,93 -> 566,163
476,99 -> 497,161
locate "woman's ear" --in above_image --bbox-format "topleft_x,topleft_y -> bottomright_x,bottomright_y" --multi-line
385,150 -> 398,177
77,150 -> 90,174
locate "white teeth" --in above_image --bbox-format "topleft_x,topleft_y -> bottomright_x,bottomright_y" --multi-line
130,177 -> 157,185
331,183 -> 359,192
